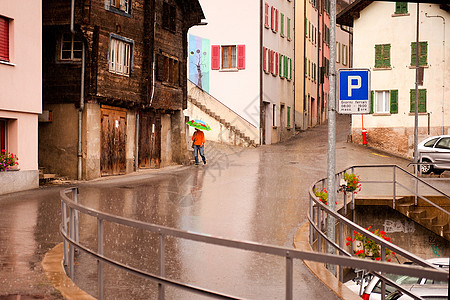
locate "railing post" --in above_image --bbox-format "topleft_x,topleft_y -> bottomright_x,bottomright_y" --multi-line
72,188 -> 80,244
69,206 -> 75,279
317,208 -> 322,253
338,222 -> 344,282
98,218 -> 104,300
61,199 -> 68,269
393,166 -> 396,209
285,253 -> 293,300
159,232 -> 166,300
309,196 -> 314,245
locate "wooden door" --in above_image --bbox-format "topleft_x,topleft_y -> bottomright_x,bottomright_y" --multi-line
101,106 -> 127,176
139,111 -> 161,169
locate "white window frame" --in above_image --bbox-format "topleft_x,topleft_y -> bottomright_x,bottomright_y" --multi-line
221,45 -> 237,70
60,33 -> 83,61
108,0 -> 130,14
108,35 -> 133,76
375,90 -> 390,113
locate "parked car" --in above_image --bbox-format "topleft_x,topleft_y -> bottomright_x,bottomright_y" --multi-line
385,284 -> 448,300
361,258 -> 449,300
417,135 -> 450,174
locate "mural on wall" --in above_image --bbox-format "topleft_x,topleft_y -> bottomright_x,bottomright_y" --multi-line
189,34 -> 210,93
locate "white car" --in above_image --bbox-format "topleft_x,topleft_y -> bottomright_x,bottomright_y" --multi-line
417,135 -> 450,174
385,284 -> 448,300
361,258 -> 449,300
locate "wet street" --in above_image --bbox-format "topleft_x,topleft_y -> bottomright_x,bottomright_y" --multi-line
0,115 -> 439,299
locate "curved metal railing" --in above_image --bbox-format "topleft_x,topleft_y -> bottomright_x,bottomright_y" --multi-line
60,173 -> 448,299
308,164 -> 450,300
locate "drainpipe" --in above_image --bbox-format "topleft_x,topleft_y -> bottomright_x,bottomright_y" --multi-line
425,13 -> 445,135
292,0 -> 295,136
260,0 -> 264,145
149,0 -> 157,106
71,0 -> 86,180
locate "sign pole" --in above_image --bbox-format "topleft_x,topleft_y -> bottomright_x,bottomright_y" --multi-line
326,0 -> 337,275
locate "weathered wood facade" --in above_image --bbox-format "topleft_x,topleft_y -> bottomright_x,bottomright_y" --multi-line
40,0 -> 204,179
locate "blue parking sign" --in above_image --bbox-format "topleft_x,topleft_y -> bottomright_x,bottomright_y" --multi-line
338,69 -> 371,114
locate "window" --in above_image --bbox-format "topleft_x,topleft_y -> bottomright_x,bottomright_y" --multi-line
305,17 -> 308,37
375,44 -> 391,68
222,46 -> 236,69
342,45 -> 348,66
411,42 -> 427,66
336,42 -> 341,63
212,45 -> 245,70
410,89 -> 427,113
271,7 -> 279,32
108,36 -> 133,76
273,104 -> 276,126
107,0 -> 131,14
280,13 -> 285,37
60,33 -> 83,61
0,16 -> 9,62
375,91 -> 390,113
263,47 -> 267,73
287,106 -> 291,129
435,138 -> 450,150
395,2 -> 408,14
162,2 -> 176,32
157,53 -> 179,86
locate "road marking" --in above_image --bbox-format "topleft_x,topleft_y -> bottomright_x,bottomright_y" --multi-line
371,153 -> 388,158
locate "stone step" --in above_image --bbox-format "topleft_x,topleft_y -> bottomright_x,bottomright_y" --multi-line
421,216 -> 438,228
409,209 -> 427,221
432,223 -> 449,237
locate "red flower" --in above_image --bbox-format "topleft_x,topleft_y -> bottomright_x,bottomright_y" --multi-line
346,236 -> 352,241
375,257 -> 381,261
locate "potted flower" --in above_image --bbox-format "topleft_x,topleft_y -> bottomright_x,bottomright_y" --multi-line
0,150 -> 19,172
344,172 -> 362,194
346,226 -> 396,261
313,188 -> 337,206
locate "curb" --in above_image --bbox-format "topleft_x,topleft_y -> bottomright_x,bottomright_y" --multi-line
42,243 -> 95,300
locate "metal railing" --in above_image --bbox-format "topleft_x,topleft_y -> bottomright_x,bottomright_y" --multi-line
60,178 -> 448,299
309,165 -> 450,300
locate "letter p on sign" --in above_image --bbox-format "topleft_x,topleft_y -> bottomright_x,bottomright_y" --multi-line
348,76 -> 361,97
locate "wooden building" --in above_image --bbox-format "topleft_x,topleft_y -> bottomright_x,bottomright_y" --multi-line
40,0 -> 204,179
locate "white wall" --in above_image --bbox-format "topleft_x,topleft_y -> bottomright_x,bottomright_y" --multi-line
189,0 -> 261,128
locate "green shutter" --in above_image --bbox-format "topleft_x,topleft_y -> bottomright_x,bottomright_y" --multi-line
419,42 -> 427,65
280,54 -> 283,77
383,44 -> 391,67
289,58 -> 292,80
375,45 -> 382,68
390,90 -> 398,114
419,89 -> 426,112
411,42 -> 417,66
395,2 -> 408,14
305,17 -> 308,37
370,91 -> 374,114
287,18 -> 291,40
410,89 -> 414,112
280,13 -> 284,37
304,57 -> 307,76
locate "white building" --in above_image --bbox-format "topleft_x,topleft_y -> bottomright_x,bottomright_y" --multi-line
0,0 -> 42,194
188,0 -> 294,144
338,1 -> 450,158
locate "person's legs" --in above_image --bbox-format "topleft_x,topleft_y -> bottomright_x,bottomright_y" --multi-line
194,145 -> 199,165
199,146 -> 206,164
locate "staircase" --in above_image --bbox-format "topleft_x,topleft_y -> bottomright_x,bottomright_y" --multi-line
186,80 -> 258,147
395,196 -> 450,241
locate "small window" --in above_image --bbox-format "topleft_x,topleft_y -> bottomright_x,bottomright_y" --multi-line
395,2 -> 408,14
375,91 -> 390,113
109,36 -> 133,76
264,3 -> 269,28
375,44 -> 391,68
411,41 -> 427,66
222,46 -> 236,69
162,2 -> 176,32
0,16 -> 10,62
107,0 -> 131,14
342,45 -> 348,66
0,119 -> 6,151
410,89 -> 427,113
280,13 -> 285,37
157,53 -> 179,86
60,33 -> 83,61
272,104 -> 276,126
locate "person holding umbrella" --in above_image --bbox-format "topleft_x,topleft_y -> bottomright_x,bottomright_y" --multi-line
192,128 -> 206,165
186,119 -> 210,165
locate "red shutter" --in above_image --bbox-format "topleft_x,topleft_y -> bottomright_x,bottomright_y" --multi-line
271,7 -> 274,30
0,17 -> 9,62
264,3 -> 269,28
237,45 -> 245,69
275,9 -> 279,32
211,45 -> 220,70
275,52 -> 278,76
263,47 -> 266,72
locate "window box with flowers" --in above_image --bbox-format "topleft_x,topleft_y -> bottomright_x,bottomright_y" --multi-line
346,226 -> 397,262
0,150 -> 19,172
343,172 -> 361,194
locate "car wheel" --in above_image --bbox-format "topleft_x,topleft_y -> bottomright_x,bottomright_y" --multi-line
420,159 -> 433,174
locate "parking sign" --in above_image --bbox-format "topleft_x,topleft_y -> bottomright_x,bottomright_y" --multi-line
338,69 -> 371,114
